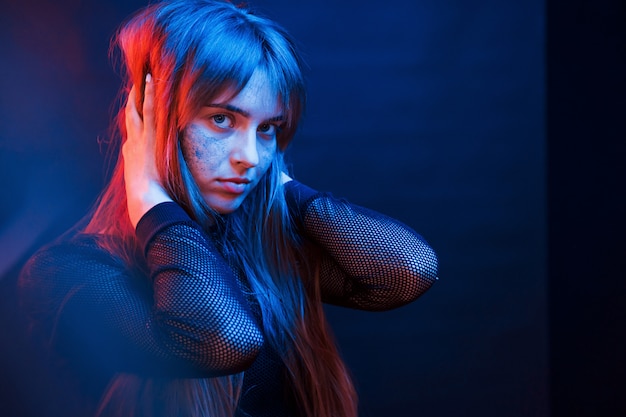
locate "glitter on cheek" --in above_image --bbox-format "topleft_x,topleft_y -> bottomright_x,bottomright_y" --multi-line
182,124 -> 227,178
257,141 -> 277,172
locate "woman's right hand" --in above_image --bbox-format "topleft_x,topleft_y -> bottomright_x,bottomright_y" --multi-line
123,74 -> 173,228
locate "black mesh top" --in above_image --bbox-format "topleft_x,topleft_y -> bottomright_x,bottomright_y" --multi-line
18,180 -> 438,417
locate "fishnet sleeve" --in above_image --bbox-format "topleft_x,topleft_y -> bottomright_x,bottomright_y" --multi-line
18,202 -> 263,377
286,181 -> 438,311
136,203 -> 264,373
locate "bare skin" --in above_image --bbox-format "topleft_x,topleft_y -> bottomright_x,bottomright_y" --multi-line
123,72 -> 292,229
123,74 -> 173,229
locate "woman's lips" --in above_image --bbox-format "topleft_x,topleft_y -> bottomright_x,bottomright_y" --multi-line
217,177 -> 251,194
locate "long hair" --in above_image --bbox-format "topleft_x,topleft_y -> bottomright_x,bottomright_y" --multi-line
83,1 -> 357,416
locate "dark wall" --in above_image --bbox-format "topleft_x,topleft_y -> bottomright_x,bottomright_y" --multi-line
548,0 -> 626,416
0,0 -> 552,416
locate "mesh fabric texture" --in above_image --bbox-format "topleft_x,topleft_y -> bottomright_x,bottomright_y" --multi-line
18,180 -> 438,417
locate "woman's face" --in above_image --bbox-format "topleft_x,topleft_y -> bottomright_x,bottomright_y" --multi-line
181,70 -> 283,214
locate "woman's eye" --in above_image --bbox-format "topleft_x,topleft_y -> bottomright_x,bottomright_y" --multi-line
211,114 -> 233,129
258,123 -> 279,136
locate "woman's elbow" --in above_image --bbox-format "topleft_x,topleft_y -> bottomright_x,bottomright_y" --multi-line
158,315 -> 264,375
384,248 -> 439,308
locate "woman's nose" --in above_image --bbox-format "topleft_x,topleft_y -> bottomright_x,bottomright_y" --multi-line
231,128 -> 259,168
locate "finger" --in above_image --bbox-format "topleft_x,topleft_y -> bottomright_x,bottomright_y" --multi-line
142,74 -> 155,133
125,86 -> 142,131
126,85 -> 136,112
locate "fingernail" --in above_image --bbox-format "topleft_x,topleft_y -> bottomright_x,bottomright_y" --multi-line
146,73 -> 152,83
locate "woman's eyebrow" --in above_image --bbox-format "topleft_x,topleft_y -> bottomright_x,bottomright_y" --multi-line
206,104 -> 285,122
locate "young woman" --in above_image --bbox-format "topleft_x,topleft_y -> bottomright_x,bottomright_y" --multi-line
18,1 -> 439,416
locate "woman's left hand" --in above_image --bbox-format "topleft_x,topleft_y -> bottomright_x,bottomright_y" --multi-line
281,172 -> 293,184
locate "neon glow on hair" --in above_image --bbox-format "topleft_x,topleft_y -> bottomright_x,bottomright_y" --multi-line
84,1 -> 357,416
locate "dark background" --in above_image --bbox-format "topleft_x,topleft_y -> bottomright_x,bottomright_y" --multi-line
0,0 -> 623,416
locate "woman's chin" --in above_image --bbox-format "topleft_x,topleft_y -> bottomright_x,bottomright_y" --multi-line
204,194 -> 246,215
